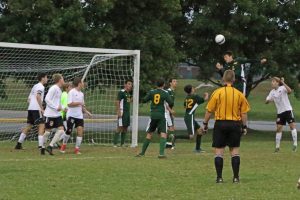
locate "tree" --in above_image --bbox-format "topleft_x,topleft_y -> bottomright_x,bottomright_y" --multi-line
177,0 -> 300,97
105,0 -> 182,96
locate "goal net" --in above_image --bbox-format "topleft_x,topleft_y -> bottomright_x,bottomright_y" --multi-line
0,42 -> 140,147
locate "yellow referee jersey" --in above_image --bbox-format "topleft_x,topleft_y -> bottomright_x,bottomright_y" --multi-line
206,84 -> 250,121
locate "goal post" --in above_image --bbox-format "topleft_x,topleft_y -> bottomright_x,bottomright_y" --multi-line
0,42 -> 140,147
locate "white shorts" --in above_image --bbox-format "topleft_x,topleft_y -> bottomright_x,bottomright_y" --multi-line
165,112 -> 174,127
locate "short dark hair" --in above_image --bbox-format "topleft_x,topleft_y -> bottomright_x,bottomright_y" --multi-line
37,73 -> 47,81
156,79 -> 165,87
73,77 -> 82,87
184,84 -> 193,94
169,78 -> 176,83
125,79 -> 133,84
223,70 -> 235,83
223,51 -> 233,57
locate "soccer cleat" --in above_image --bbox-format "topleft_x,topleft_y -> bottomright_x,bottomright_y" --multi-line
38,146 -> 42,150
60,144 -> 67,153
292,145 -> 297,152
135,153 -> 144,157
165,142 -> 173,149
158,155 -> 167,159
40,148 -> 45,155
15,142 -> 23,150
233,177 -> 240,184
297,178 -> 300,189
46,146 -> 54,156
55,143 -> 61,149
74,148 -> 81,155
170,134 -> 176,148
216,177 -> 224,183
274,148 -> 280,153
113,145 -> 118,148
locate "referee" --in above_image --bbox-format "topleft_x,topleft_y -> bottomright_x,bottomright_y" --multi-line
202,70 -> 250,183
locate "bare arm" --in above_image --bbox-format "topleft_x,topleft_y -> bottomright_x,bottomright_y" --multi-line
241,113 -> 248,126
82,105 -> 92,118
36,93 -> 44,112
116,100 -> 122,117
281,81 -> 292,94
203,110 -> 212,124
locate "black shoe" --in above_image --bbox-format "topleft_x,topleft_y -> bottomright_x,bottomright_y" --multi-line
216,177 -> 224,183
15,142 -> 23,150
233,177 -> 240,183
274,148 -> 280,153
41,148 -> 45,155
38,146 -> 42,150
46,146 -> 54,156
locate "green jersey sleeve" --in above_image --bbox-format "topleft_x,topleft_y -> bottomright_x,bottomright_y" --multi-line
196,95 -> 205,105
142,91 -> 152,103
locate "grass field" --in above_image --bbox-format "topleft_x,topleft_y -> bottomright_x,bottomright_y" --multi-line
1,130 -> 299,200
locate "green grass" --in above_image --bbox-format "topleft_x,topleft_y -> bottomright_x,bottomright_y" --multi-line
139,79 -> 300,120
1,130 -> 300,200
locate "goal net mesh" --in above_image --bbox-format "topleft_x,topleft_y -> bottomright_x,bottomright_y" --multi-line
0,44 -> 139,146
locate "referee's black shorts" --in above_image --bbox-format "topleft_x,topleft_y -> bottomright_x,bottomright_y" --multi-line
212,120 -> 242,148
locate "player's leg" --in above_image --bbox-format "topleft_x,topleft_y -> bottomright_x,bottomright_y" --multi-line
120,113 -> 130,147
15,110 -> 35,149
275,124 -> 283,152
113,117 -> 124,146
194,121 -> 204,153
158,118 -> 168,158
212,121 -> 226,183
228,122 -> 242,183
136,119 -> 156,156
38,123 -> 46,154
60,117 -> 74,153
46,117 -> 65,155
74,119 -> 84,154
15,124 -> 32,149
174,115 -> 192,143
287,111 -> 297,151
165,112 -> 175,148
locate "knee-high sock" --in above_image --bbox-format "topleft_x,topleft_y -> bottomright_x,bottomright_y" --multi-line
49,130 -> 64,147
43,131 -> 51,147
18,133 -> 26,143
63,134 -> 71,144
38,135 -> 44,147
231,155 -> 240,179
195,135 -> 202,150
291,129 -> 297,146
75,136 -> 83,148
120,132 -> 126,145
140,138 -> 151,155
215,155 -> 223,178
276,132 -> 282,148
159,137 -> 167,155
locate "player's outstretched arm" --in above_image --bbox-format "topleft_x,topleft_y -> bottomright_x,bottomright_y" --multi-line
82,105 -> 92,118
281,78 -> 292,94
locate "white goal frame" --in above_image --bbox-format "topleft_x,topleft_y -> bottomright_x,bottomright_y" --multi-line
0,42 -> 140,147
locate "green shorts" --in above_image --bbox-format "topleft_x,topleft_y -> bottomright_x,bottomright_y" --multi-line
118,112 -> 130,127
146,118 -> 167,134
184,114 -> 200,135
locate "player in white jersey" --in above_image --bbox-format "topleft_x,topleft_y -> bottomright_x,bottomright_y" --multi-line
60,77 -> 92,154
15,73 -> 48,150
266,77 -> 297,152
43,74 -> 65,155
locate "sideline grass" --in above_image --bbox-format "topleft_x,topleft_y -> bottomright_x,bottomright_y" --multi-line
0,130 -> 299,200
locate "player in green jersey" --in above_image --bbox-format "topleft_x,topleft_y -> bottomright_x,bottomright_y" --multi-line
216,51 -> 267,95
136,79 -> 174,158
172,84 -> 209,152
113,80 -> 133,147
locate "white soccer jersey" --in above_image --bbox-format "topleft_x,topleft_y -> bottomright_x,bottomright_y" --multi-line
44,84 -> 62,117
266,86 -> 293,114
67,88 -> 84,119
27,82 -> 45,111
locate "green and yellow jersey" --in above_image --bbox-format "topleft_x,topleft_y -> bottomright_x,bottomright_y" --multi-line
166,88 -> 175,109
117,89 -> 132,115
143,88 -> 173,119
184,94 -> 205,115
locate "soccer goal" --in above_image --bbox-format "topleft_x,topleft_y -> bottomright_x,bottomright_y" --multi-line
0,42 -> 140,147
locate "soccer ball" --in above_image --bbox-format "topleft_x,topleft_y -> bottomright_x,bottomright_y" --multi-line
215,34 -> 225,45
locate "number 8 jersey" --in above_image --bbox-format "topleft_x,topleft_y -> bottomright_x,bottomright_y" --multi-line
143,89 -> 173,119
184,94 -> 205,115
